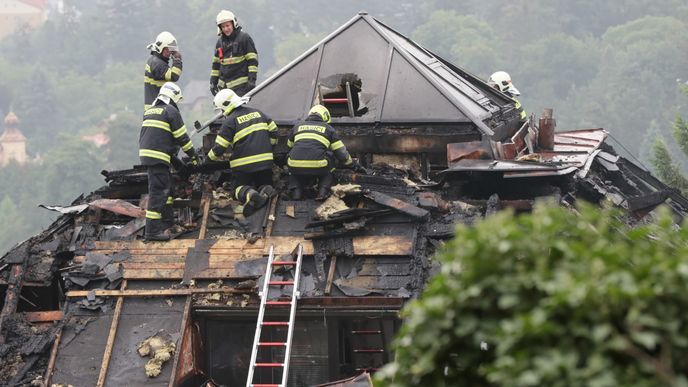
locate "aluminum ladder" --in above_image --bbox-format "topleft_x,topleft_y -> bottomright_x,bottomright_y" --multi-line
246,243 -> 304,387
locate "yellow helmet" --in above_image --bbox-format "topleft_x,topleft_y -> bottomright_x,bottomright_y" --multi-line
308,104 -> 331,123
487,71 -> 520,96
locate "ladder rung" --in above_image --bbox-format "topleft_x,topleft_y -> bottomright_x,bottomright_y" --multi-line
252,384 -> 281,387
262,321 -> 290,326
352,330 -> 382,335
266,301 -> 292,306
323,98 -> 348,103
258,342 -> 287,346
354,349 -> 385,353
255,362 -> 284,367
271,261 -> 297,266
268,281 -> 294,286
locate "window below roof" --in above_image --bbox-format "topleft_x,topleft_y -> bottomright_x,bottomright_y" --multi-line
316,73 -> 369,118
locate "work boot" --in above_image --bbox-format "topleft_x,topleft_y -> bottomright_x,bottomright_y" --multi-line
316,174 -> 333,201
259,185 -> 277,198
243,189 -> 268,216
144,218 -> 170,242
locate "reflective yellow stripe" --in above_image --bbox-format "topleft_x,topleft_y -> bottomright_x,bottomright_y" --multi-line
295,133 -> 330,148
245,52 -> 258,60
267,121 -> 277,131
181,140 -> 193,152
218,79 -> 226,87
144,104 -> 152,110
212,56 -> 220,63
220,55 -> 245,65
144,76 -> 166,86
164,68 -> 173,81
344,155 -> 352,165
233,122 -> 268,144
208,149 -> 219,161
210,70 -> 220,77
270,138 -> 277,145
215,135 -> 231,148
235,186 -> 243,199
330,140 -> 345,151
146,210 -> 162,219
230,152 -> 273,168
287,139 -> 294,148
288,158 -> 328,168
143,119 -> 171,132
172,125 -> 187,138
145,64 -> 152,72
248,66 -> 257,73
226,76 -> 248,88
139,149 -> 171,163
166,197 -> 173,205
171,66 -> 182,76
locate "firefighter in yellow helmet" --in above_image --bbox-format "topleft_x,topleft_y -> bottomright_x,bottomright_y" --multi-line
487,71 -> 526,121
144,31 -> 183,110
286,105 -> 358,200
210,10 -> 258,97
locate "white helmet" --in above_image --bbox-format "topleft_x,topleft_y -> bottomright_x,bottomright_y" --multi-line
487,71 -> 520,96
213,88 -> 249,114
147,31 -> 178,54
155,82 -> 183,105
216,10 -> 238,35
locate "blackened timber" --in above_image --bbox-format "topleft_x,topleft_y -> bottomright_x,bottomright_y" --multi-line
363,191 -> 429,220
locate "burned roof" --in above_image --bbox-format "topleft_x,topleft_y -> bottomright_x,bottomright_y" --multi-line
249,12 -> 514,135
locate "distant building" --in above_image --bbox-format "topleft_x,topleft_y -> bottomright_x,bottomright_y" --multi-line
0,0 -> 49,40
180,80 -> 213,112
0,111 -> 28,167
82,132 -> 110,148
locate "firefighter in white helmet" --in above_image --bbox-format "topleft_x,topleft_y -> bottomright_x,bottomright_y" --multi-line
139,83 -> 198,241
205,88 -> 277,215
144,31 -> 183,110
210,10 -> 258,97
487,71 -> 526,121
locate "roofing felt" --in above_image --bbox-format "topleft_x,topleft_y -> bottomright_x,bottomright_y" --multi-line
248,13 -> 512,133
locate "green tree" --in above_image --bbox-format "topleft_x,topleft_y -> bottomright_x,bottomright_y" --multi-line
0,195 -> 27,255
650,138 -> 688,194
376,202 -> 688,386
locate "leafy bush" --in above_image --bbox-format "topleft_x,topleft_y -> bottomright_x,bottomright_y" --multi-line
376,202 -> 688,387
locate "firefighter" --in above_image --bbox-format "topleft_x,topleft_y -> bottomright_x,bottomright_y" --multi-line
287,105 -> 357,200
487,71 -> 526,121
207,88 -> 277,215
139,82 -> 198,241
210,10 -> 258,97
144,32 -> 183,110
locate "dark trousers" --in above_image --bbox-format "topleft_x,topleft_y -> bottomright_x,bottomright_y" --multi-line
145,164 -> 172,235
288,171 -> 334,199
231,169 -> 273,204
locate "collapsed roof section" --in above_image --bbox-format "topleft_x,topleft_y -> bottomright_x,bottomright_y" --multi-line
249,12 -> 515,136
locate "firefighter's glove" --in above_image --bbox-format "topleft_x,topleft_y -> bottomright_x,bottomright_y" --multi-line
351,159 -> 366,173
210,83 -> 218,96
171,50 -> 182,60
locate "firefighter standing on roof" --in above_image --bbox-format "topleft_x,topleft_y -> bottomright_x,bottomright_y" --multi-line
144,31 -> 183,110
139,82 -> 198,241
206,89 -> 277,215
287,105 -> 356,200
210,10 -> 258,97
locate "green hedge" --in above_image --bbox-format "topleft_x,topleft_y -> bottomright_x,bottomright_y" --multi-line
376,202 -> 688,387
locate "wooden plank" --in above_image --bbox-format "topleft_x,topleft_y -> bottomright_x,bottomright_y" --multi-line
168,296 -> 192,387
96,280 -> 127,387
124,269 -> 184,280
264,196 -> 279,237
198,194 -> 211,240
93,239 -> 197,250
66,288 -> 251,298
23,311 -> 63,322
43,325 -> 63,386
325,256 -> 337,296
363,191 -> 429,219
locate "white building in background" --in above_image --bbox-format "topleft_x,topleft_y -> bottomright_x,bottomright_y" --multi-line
0,0 -> 49,40
0,111 -> 28,167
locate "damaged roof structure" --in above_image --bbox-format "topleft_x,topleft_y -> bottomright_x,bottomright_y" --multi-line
1,12 -> 687,387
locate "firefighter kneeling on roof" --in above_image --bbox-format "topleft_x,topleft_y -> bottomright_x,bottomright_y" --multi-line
287,104 -> 361,200
205,88 -> 277,215
139,82 -> 198,241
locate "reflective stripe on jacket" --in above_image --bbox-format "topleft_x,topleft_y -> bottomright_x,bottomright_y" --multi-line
208,106 -> 276,173
287,115 -> 352,172
144,52 -> 182,108
139,103 -> 193,166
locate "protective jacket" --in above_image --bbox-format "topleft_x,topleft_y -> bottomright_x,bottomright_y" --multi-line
210,27 -> 258,96
144,52 -> 182,109
512,97 -> 527,121
287,115 -> 352,175
208,106 -> 277,173
139,102 -> 195,166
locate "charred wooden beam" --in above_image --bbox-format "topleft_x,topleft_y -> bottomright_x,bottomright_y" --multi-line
363,191 -> 429,220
